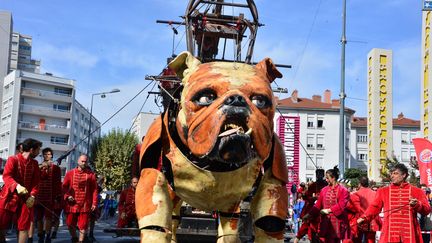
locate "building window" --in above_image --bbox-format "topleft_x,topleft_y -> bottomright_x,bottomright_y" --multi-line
307,116 -> 314,128
401,132 -> 408,144
316,154 -> 323,167
307,135 -> 314,149
401,149 -> 409,161
306,156 -> 315,170
316,135 -> 324,149
54,87 -> 72,96
53,104 -> 70,112
317,116 -> 324,128
358,153 -> 367,161
357,134 -> 367,143
51,136 -> 68,145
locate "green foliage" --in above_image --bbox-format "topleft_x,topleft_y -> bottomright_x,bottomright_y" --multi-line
380,157 -> 399,182
93,128 -> 138,191
344,168 -> 367,179
344,168 -> 367,189
408,158 -> 420,186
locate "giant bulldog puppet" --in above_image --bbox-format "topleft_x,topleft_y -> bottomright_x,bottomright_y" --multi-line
136,51 -> 288,243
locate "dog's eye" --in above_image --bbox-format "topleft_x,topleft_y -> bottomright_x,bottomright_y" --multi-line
251,95 -> 270,108
193,90 -> 217,106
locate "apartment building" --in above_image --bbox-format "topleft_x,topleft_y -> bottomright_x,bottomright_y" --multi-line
276,90 -> 354,183
350,113 -> 420,170
130,112 -> 159,141
70,100 -> 101,169
0,70 -> 100,173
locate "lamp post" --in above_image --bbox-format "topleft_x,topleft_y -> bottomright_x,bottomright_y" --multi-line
87,88 -> 120,157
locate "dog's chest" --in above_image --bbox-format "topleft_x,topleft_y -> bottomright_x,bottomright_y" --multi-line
166,147 -> 261,212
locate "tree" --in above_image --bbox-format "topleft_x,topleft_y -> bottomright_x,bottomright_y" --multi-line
344,168 -> 367,188
380,157 -> 399,182
408,158 -> 420,186
93,128 -> 138,191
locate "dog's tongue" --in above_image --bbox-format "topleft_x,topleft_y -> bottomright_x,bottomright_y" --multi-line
218,127 -> 242,137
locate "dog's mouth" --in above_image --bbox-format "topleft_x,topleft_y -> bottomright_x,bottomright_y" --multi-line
195,118 -> 255,171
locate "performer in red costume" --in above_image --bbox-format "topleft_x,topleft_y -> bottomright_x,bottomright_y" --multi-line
358,163 -> 431,243
34,147 -> 62,243
117,177 -> 138,228
62,155 -> 98,243
347,176 -> 380,243
0,138 -> 42,243
305,166 -> 351,243
294,169 -> 327,243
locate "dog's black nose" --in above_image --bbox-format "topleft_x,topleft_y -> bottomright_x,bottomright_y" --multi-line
224,95 -> 246,106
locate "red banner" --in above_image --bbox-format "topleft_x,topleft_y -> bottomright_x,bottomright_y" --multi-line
412,138 -> 432,186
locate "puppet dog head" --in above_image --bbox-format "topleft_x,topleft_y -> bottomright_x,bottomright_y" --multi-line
169,52 -> 282,171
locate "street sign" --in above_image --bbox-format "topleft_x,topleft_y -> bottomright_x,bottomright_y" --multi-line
424,0 -> 432,11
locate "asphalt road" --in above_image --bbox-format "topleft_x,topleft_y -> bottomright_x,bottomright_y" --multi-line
3,217 -> 310,243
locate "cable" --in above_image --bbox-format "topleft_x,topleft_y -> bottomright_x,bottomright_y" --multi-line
127,81 -> 158,134
57,79 -> 156,163
288,0 -> 323,92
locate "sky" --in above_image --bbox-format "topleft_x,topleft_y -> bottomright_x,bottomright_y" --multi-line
1,0 -> 424,134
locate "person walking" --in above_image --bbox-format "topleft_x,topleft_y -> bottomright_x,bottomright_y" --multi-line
62,155 -> 97,243
117,177 -> 138,228
348,176 -> 381,243
357,163 -> 431,243
34,147 -> 61,243
0,138 -> 42,243
294,168 -> 327,243
304,166 -> 351,243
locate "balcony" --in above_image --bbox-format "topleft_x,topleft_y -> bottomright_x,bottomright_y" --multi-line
20,104 -> 71,119
18,121 -> 70,135
21,87 -> 72,102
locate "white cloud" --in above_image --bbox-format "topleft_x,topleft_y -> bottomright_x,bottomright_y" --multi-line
34,43 -> 99,68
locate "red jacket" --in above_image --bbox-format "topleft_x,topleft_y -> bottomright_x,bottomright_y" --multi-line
37,162 -> 62,207
118,187 -> 136,217
362,182 -> 431,243
349,187 -> 381,232
62,167 -> 97,213
310,184 -> 351,240
0,154 -> 40,212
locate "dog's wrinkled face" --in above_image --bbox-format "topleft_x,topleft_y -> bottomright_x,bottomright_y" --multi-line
170,52 -> 282,171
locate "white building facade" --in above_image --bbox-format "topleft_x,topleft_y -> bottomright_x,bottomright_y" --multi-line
130,112 -> 159,141
276,90 -> 354,183
350,114 -> 420,170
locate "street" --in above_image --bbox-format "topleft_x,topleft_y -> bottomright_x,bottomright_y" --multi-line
2,215 -> 310,243
4,217 -> 140,243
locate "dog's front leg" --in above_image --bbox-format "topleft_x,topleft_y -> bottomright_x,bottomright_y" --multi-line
136,168 -> 173,243
251,169 -> 288,243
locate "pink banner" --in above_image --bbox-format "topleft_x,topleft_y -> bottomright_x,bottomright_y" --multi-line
277,116 -> 300,194
412,138 -> 432,186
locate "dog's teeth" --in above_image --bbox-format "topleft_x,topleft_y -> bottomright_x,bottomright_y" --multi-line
245,128 -> 252,135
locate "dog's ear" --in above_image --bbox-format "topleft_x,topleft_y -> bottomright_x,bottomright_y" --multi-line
169,51 -> 201,80
255,58 -> 283,83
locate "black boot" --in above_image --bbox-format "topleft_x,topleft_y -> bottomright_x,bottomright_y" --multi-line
50,231 -> 57,239
37,231 -> 45,243
27,238 -> 33,243
44,234 -> 51,243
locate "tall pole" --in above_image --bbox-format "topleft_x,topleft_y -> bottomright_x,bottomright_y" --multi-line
339,0 -> 347,176
87,94 -> 94,157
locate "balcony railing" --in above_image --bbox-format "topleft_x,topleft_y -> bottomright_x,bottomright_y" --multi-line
18,121 -> 70,134
20,104 -> 71,118
21,87 -> 72,101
